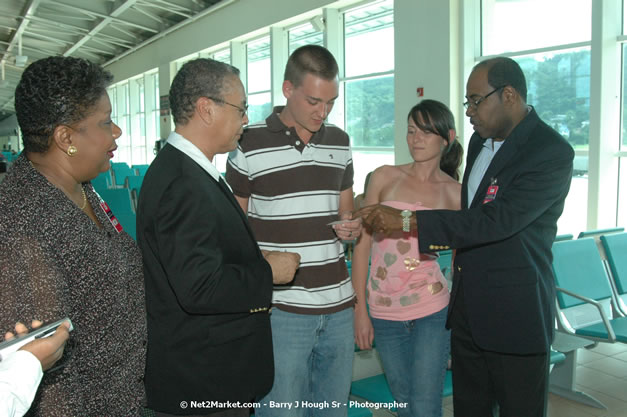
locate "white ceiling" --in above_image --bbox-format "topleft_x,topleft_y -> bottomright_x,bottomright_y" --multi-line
0,0 -> 225,121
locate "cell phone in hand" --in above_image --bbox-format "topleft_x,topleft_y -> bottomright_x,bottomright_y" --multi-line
0,318 -> 73,362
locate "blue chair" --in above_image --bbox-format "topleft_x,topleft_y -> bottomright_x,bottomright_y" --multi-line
552,238 -> 627,343
578,227 -> 624,239
96,188 -> 135,215
114,211 -> 136,240
91,171 -> 112,193
600,232 -> 627,316
350,368 -> 453,411
132,164 -> 150,176
111,163 -> 135,187
125,176 -> 144,196
555,233 -> 573,242
549,331 -> 606,409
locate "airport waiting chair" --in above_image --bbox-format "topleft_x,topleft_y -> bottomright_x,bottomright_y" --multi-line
554,233 -> 574,242
125,175 -> 144,210
551,238 -> 627,343
350,368 -> 453,412
111,163 -> 136,187
600,232 -> 627,316
114,211 -> 136,240
577,227 -> 624,239
132,164 -> 150,176
91,171 -> 112,193
96,188 -> 135,215
549,331 -> 606,409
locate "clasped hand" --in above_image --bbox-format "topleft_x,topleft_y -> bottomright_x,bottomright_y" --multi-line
262,250 -> 301,284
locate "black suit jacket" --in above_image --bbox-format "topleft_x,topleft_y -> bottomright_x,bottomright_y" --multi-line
137,143 -> 274,414
417,109 -> 574,354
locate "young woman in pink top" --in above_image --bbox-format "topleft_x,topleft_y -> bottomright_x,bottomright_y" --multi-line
352,100 -> 463,417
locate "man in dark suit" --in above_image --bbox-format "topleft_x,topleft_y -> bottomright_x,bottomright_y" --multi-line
137,58 -> 300,417
354,57 -> 574,417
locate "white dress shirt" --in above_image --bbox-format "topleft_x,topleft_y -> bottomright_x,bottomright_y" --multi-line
166,131 -> 232,191
0,351 -> 43,417
467,138 -> 505,207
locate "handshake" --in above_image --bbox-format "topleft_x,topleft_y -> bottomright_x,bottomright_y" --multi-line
262,250 -> 301,284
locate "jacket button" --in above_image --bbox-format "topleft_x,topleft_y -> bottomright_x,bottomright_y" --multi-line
457,266 -> 462,272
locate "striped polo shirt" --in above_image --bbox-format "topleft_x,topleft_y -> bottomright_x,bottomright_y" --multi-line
226,106 -> 355,314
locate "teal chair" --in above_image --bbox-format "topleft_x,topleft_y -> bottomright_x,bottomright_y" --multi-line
91,171 -> 112,193
554,233 -> 574,242
111,163 -> 135,187
114,211 -> 136,240
552,238 -> 627,343
578,227 -> 624,239
96,188 -> 135,215
132,164 -> 150,176
600,232 -> 627,316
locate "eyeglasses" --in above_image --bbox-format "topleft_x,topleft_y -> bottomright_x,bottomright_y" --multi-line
205,96 -> 248,118
463,86 -> 505,110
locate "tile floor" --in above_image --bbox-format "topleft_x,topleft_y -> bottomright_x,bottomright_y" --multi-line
369,342 -> 627,417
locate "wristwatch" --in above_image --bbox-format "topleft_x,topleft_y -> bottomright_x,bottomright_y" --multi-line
401,209 -> 412,232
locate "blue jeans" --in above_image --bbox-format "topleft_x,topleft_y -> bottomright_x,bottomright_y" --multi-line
371,306 -> 450,417
255,308 -> 354,417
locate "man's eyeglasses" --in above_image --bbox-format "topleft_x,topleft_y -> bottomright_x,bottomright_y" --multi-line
463,86 -> 506,110
205,96 -> 248,118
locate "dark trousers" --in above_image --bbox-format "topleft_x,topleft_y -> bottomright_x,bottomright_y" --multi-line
449,283 -> 549,417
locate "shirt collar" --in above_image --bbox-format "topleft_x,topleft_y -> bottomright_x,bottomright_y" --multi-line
265,105 -> 326,143
166,131 -> 229,188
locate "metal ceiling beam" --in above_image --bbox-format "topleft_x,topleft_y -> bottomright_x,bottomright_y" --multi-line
131,5 -> 165,24
0,40 -> 58,56
136,1 -> 193,19
50,1 -> 159,33
24,15 -> 91,36
63,0 -> 140,57
105,0 -> 238,67
0,0 -> 43,66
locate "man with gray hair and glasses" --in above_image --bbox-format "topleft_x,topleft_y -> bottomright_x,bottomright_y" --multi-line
138,58 -> 300,417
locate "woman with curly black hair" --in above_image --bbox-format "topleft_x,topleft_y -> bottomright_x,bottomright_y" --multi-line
0,56 -> 146,416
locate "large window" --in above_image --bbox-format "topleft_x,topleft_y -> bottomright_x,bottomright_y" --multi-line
108,69 -> 160,166
481,0 -> 592,235
288,21 -> 323,55
340,0 -> 395,194
482,0 -> 591,56
246,36 -> 272,125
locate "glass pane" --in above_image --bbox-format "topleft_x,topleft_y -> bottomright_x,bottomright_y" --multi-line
213,153 -> 228,174
327,82 -> 345,130
621,44 -> 627,149
345,75 -> 394,147
619,158 -> 627,227
515,47 -> 591,152
344,0 -> 394,78
213,49 -> 231,64
482,0 -> 591,55
108,88 -> 117,116
247,92 -> 272,125
247,36 -> 271,93
352,150 -> 394,195
289,22 -> 323,55
175,52 -> 199,73
557,174 -> 588,235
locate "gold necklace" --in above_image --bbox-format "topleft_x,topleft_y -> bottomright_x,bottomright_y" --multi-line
79,187 -> 87,210
28,158 -> 87,210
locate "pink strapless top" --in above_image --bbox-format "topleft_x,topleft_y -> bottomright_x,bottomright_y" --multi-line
368,201 -> 449,321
